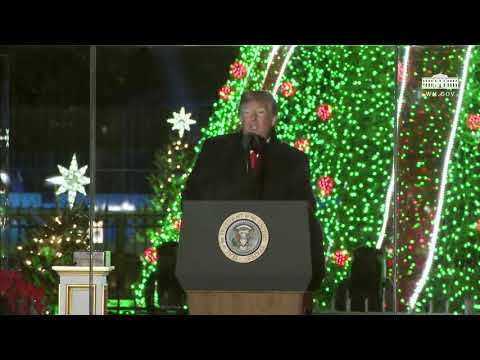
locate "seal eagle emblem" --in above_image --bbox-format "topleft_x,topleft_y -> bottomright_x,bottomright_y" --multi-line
218,212 -> 269,263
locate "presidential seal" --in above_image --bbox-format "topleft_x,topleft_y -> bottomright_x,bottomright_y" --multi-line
218,212 -> 269,263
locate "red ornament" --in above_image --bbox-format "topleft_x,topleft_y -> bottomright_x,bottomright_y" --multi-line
316,104 -> 332,121
476,219 -> 480,233
229,61 -> 246,80
466,113 -> 480,131
333,249 -> 349,267
219,85 -> 233,101
294,137 -> 310,152
387,259 -> 394,268
173,219 -> 182,232
317,176 -> 334,197
144,247 -> 158,264
280,81 -> 296,97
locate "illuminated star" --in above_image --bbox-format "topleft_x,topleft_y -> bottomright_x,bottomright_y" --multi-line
0,128 -> 9,148
166,107 -> 196,138
46,154 -> 90,208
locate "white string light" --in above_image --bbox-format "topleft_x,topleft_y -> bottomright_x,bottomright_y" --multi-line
376,46 -> 411,249
408,45 -> 474,311
262,45 -> 280,85
272,46 -> 297,96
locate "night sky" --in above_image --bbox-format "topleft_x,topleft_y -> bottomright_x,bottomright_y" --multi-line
0,45 -> 238,194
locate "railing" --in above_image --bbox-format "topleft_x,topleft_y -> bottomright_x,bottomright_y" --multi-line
316,292 -> 477,315
3,208 -> 478,315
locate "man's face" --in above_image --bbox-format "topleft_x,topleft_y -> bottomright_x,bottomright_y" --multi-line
240,100 -> 277,139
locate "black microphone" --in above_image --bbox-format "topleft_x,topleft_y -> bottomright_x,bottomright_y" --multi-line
242,132 -> 259,151
242,132 -> 253,151
242,133 -> 259,176
242,132 -> 264,153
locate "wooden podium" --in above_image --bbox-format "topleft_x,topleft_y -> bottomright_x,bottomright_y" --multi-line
186,291 -> 311,315
176,201 -> 314,316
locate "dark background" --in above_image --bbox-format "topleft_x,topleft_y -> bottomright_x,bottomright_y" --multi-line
0,45 -> 238,195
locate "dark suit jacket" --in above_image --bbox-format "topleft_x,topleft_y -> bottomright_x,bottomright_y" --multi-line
182,132 -> 325,290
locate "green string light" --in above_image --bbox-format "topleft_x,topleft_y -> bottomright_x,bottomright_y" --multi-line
415,46 -> 480,313
131,45 -> 479,314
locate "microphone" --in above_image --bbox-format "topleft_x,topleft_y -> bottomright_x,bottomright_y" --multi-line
242,133 -> 266,175
242,132 -> 254,151
242,132 -> 264,153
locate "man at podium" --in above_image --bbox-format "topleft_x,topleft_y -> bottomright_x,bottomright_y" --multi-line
182,90 -> 325,292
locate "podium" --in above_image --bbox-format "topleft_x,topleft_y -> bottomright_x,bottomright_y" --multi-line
176,201 -> 312,315
185,291 -> 311,315
52,266 -> 115,315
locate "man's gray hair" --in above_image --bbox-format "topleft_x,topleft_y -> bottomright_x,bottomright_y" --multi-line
239,90 -> 278,116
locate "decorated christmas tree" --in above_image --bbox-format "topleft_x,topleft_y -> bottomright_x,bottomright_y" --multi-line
133,45 -> 480,313
272,46 -> 396,310
14,204 -> 89,314
132,127 -> 195,310
14,153 -> 91,314
403,45 -> 480,313
133,46 -> 397,311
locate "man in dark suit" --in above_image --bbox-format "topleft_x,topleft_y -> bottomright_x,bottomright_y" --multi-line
182,90 -> 325,292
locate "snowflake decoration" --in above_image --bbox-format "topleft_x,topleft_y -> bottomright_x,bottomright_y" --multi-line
166,107 -> 197,138
46,154 -> 90,208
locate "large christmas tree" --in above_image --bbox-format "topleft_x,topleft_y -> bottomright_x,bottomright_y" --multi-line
133,45 -> 480,314
404,45 -> 480,314
132,45 -> 397,311
273,46 -> 396,310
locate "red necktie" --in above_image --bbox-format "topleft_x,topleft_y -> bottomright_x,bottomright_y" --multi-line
249,150 -> 257,169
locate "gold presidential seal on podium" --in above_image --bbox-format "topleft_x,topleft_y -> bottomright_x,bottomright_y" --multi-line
218,212 -> 269,263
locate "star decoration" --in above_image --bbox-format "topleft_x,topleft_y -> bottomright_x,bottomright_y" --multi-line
0,128 -> 9,148
166,107 -> 197,138
46,154 -> 90,208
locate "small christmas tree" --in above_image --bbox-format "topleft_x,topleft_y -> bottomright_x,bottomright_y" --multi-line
132,125 -> 195,309
14,204 -> 89,314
